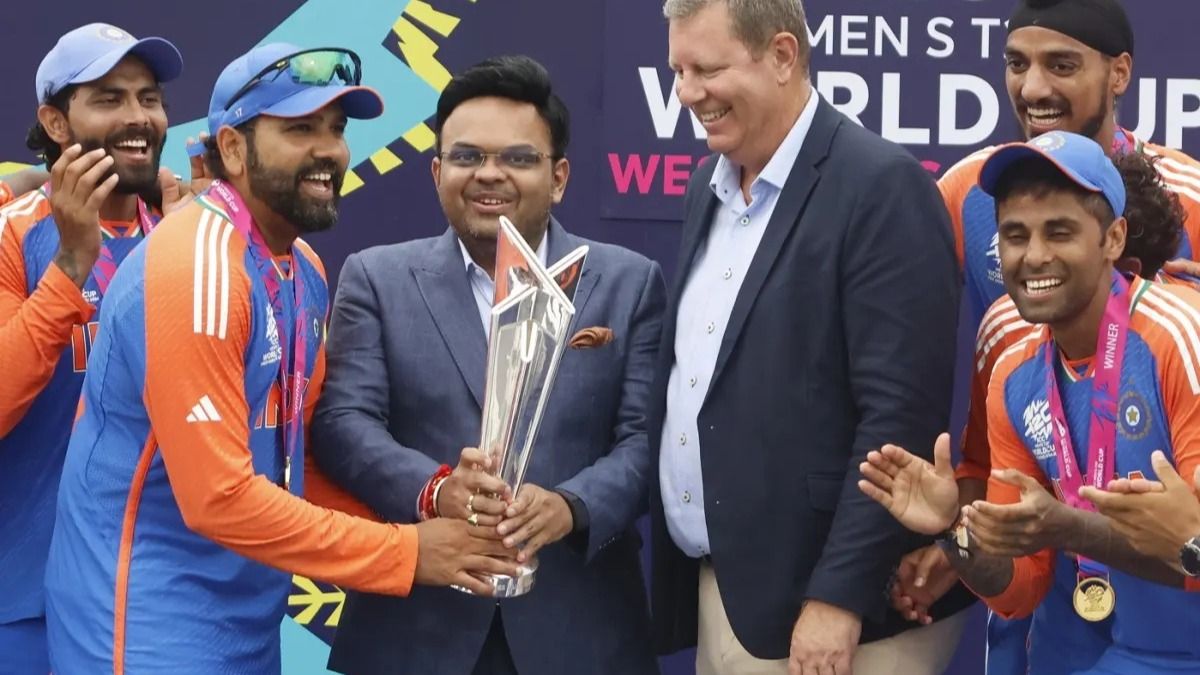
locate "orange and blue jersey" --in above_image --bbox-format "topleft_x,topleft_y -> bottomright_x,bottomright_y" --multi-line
43,195 -> 419,673
981,277 -> 1200,673
0,180 -> 15,207
0,187 -> 151,658
939,132 -> 1200,674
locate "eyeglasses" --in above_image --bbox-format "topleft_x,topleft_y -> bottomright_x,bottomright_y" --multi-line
439,147 -> 554,170
224,48 -> 362,111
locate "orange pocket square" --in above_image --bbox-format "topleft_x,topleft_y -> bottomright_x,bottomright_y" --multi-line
570,326 -> 614,349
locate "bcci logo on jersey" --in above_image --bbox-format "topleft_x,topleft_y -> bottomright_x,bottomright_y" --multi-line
1119,390 -> 1151,441
261,307 -> 282,367
1023,398 -> 1055,460
987,233 -> 1003,286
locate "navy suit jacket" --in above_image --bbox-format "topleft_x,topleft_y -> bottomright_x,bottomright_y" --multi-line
649,98 -> 961,658
312,219 -> 665,675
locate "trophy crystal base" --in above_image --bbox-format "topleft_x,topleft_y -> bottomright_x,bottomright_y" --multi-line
487,558 -> 539,597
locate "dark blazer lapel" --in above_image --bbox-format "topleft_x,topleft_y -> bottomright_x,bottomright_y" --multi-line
546,217 -> 599,323
412,229 -> 489,409
707,98 -> 840,395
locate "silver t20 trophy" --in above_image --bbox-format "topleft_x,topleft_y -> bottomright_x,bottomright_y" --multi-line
470,216 -> 587,597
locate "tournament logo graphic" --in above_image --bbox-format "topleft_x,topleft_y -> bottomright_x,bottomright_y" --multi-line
1023,397 -> 1055,461
262,305 -> 282,367
986,232 -> 1003,285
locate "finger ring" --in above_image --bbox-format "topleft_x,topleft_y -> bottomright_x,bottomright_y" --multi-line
468,513 -> 479,527
467,493 -> 476,513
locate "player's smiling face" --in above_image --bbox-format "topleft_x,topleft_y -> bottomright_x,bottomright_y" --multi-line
997,188 -> 1125,330
433,96 -> 568,254
244,103 -> 350,234
44,56 -> 168,197
1005,27 -> 1131,144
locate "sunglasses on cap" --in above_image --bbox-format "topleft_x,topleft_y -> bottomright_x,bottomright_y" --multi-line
223,47 -> 362,111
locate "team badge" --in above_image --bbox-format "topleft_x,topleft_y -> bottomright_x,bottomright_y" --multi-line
97,25 -> 131,42
1032,132 -> 1067,152
1118,390 -> 1150,440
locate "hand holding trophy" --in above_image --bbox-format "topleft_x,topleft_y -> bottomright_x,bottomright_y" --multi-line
456,215 -> 588,597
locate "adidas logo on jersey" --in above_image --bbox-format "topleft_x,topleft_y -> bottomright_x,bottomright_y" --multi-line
261,306 -> 282,367
1023,398 -> 1055,461
186,395 -> 222,423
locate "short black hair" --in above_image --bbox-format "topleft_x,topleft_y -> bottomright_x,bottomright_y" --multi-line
203,119 -> 257,181
1118,152 -> 1185,277
991,156 -> 1117,230
434,55 -> 569,159
25,85 -> 77,168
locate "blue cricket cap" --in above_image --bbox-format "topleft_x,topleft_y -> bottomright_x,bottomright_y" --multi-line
207,43 -> 383,137
979,130 -> 1125,218
35,23 -> 183,104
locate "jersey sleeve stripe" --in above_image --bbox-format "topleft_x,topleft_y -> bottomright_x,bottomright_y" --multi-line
192,210 -> 234,339
193,211 -> 209,334
1137,289 -> 1200,394
977,317 -> 1034,372
1153,164 -> 1200,204
218,223 -> 232,340
205,216 -> 220,337
0,191 -> 48,240
977,304 -> 1022,352
1144,284 -> 1200,368
993,326 -> 1044,374
1147,149 -> 1200,180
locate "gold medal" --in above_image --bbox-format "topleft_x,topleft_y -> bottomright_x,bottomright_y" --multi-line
1073,576 -> 1116,622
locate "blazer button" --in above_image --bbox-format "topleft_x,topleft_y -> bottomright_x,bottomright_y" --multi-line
682,491 -> 691,503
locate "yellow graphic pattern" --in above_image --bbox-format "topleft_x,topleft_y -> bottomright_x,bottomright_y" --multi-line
289,575 -> 346,628
339,0 -> 465,195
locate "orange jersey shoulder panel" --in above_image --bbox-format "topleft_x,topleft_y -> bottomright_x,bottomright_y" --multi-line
1130,281 -> 1200,482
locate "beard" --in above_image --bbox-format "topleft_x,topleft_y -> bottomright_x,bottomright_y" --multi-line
73,126 -> 165,197
246,142 -> 344,234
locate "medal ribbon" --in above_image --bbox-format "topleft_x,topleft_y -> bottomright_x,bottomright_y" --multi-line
1112,128 -> 1144,157
204,179 -> 308,493
1045,271 -> 1130,578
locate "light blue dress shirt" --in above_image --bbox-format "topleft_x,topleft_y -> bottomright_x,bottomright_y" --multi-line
659,92 -> 820,558
459,231 -> 549,336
